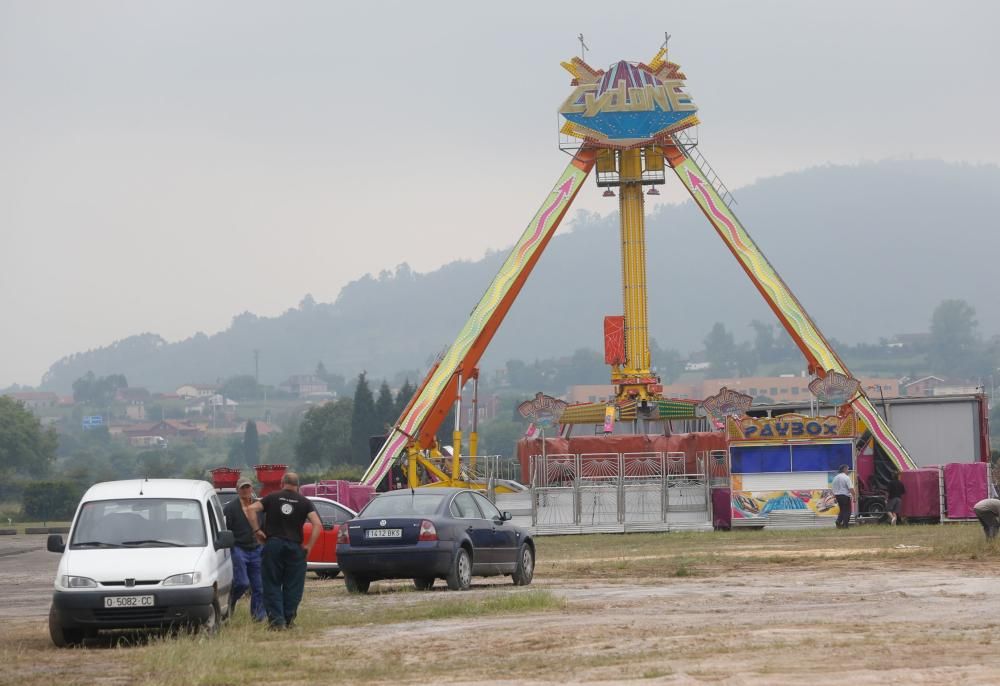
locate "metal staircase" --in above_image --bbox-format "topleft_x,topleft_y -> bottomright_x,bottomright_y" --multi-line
672,130 -> 737,209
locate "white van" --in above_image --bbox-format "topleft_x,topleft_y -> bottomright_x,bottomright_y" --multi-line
47,479 -> 234,646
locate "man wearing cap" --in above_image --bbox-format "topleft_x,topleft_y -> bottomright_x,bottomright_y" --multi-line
246,472 -> 322,630
222,478 -> 266,621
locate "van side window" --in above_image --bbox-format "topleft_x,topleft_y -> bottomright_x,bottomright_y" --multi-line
206,501 -> 221,535
209,495 -> 225,533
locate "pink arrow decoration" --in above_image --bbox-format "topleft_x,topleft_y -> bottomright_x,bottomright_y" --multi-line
687,169 -> 748,252
516,177 -> 575,263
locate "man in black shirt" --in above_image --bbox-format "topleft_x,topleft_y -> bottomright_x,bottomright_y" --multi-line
222,478 -> 266,621
246,472 -> 322,629
886,471 -> 906,526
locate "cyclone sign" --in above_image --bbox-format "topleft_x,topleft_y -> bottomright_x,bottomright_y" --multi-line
559,50 -> 699,148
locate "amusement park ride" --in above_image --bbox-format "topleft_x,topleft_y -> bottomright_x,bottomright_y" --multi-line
360,39 -> 917,493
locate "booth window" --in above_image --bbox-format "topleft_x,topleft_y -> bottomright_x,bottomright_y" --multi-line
791,442 -> 853,472
730,445 -> 791,473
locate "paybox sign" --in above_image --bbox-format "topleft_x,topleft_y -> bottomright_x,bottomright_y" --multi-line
726,413 -> 857,442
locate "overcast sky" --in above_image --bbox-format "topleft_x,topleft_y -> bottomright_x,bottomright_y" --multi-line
2,1 -> 999,388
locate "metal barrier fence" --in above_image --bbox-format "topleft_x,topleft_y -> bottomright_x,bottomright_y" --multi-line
452,455 -> 521,484
529,452 -> 712,527
703,450 -> 730,487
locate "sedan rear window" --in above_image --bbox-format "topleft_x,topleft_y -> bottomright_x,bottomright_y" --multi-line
361,493 -> 445,517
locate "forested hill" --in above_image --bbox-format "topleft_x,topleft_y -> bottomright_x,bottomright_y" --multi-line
40,160 -> 1000,393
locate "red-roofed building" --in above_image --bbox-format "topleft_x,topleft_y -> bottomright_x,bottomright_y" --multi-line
122,419 -> 203,442
4,391 -> 59,409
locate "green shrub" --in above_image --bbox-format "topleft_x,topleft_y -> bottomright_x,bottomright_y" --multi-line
21,481 -> 83,522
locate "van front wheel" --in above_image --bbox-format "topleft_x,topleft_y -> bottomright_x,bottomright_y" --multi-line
198,600 -> 220,635
49,605 -> 84,648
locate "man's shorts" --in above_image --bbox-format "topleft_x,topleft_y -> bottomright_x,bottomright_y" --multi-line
887,497 -> 902,513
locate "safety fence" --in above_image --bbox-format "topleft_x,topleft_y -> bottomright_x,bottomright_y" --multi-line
456,455 -> 521,484
528,452 -> 715,527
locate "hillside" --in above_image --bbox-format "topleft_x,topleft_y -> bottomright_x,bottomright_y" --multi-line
39,160 -> 1000,392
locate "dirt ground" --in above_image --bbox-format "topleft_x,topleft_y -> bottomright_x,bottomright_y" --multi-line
4,531 -> 1000,685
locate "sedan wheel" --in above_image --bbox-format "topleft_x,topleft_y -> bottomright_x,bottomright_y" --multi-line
413,577 -> 435,591
446,548 -> 472,591
344,573 -> 371,594
512,543 -> 535,586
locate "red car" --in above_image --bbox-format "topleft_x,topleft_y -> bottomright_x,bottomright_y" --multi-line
302,496 -> 357,579
217,491 -> 356,579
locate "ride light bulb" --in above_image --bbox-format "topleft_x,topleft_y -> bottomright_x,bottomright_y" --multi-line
418,520 -> 438,541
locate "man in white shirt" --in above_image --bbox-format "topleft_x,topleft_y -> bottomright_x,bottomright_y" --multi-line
831,465 -> 855,529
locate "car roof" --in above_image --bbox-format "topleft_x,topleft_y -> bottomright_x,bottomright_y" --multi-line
307,495 -> 357,516
378,487 -> 469,497
83,479 -> 215,501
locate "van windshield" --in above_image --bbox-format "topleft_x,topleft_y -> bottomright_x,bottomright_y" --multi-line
70,499 -> 206,548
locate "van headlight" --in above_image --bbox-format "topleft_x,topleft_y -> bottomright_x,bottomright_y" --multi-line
61,575 -> 98,589
163,572 -> 202,586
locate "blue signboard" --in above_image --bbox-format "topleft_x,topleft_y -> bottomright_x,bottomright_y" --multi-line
82,415 -> 104,429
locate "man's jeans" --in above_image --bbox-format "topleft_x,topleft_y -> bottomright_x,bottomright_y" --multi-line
230,545 -> 266,621
975,510 -> 1000,539
835,495 -> 852,529
261,537 -> 307,627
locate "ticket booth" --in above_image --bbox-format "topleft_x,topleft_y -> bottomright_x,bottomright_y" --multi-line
726,413 -> 857,528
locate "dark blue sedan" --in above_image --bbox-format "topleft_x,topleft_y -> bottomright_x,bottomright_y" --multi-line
336,488 -> 535,593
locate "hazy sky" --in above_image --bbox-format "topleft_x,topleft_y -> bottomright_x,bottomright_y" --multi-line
2,1 -> 999,388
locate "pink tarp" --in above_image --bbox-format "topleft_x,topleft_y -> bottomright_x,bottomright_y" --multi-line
899,469 -> 940,519
712,488 -> 732,530
301,480 -> 352,504
300,480 -> 376,512
943,462 -> 989,519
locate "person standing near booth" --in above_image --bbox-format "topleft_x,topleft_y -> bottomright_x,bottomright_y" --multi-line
832,465 -> 855,529
886,471 -> 906,526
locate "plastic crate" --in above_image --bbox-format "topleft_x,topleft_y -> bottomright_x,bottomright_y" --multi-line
253,464 -> 288,485
210,467 -> 242,489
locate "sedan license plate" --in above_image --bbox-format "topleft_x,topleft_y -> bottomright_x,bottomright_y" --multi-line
365,528 -> 402,539
104,595 -> 155,608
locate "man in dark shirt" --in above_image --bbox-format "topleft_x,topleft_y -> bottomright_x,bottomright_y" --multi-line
222,478 -> 266,621
246,472 -> 322,629
886,471 -> 906,526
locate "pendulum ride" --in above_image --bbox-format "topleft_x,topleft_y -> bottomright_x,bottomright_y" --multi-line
360,39 -> 915,492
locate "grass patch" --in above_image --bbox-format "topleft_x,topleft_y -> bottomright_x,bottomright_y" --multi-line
331,588 -> 566,626
641,667 -> 673,678
533,522 -> 1000,580
124,590 -> 566,685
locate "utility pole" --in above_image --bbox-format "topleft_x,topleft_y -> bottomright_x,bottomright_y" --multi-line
253,349 -> 260,402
